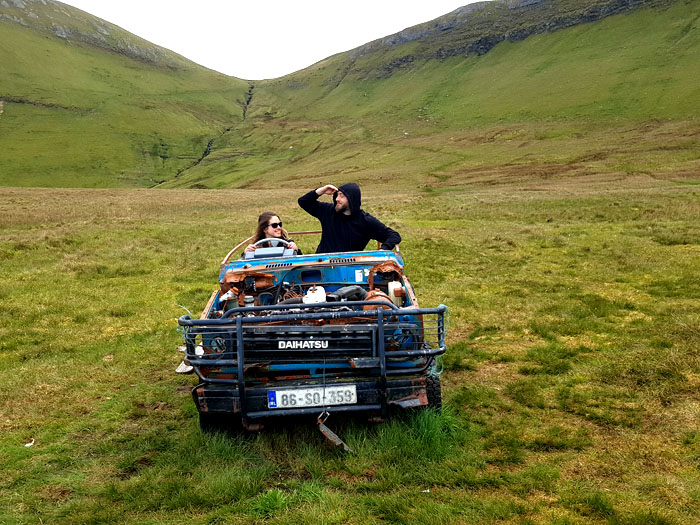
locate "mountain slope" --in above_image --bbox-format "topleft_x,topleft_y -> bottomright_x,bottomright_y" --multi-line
349,0 -> 674,64
2,0 -> 699,189
164,0 -> 700,189
0,0 -> 249,187
253,0 -> 693,123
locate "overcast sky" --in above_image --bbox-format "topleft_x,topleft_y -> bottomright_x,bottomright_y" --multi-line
60,1 -> 481,80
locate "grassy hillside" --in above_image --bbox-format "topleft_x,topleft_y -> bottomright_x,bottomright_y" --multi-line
2,0 -> 698,189
255,0 -> 699,123
0,2 -> 249,187
164,0 -> 700,189
1,176 -> 698,523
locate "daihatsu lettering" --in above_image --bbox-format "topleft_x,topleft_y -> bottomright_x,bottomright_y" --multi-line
278,340 -> 329,350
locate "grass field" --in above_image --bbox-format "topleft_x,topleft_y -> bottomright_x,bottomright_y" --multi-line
0,19 -> 248,188
1,1 -> 699,523
1,173 -> 698,523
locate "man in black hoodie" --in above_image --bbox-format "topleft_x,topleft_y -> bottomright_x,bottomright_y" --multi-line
298,183 -> 401,254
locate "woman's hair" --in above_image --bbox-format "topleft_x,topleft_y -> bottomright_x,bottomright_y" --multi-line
252,211 -> 289,243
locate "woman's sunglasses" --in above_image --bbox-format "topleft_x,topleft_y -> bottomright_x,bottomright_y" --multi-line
267,222 -> 283,229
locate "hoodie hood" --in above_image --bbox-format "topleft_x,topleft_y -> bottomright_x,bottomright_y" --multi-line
334,182 -> 362,216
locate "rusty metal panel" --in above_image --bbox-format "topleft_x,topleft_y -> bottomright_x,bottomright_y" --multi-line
318,412 -> 355,453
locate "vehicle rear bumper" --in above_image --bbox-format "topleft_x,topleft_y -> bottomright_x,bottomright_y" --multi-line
193,376 -> 430,419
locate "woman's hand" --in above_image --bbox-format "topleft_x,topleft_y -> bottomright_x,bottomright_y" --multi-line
288,241 -> 299,252
244,244 -> 256,253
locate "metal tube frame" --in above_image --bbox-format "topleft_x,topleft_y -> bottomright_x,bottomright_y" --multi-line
180,304 -> 447,419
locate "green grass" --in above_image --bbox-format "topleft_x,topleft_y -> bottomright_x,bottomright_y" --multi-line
4,1 -> 700,189
251,0 -> 700,124
0,18 -> 248,187
1,176 -> 698,523
168,0 -> 700,189
1,0 -> 700,522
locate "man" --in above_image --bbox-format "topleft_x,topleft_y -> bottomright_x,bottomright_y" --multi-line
298,182 -> 401,253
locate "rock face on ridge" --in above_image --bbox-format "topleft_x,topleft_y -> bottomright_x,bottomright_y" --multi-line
0,0 -> 186,68
349,0 -> 674,66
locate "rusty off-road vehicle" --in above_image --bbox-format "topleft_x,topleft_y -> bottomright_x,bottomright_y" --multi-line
177,232 -> 447,441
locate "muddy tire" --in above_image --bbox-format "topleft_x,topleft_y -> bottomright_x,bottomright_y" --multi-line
199,412 -> 241,433
426,374 -> 442,410
199,412 -> 224,433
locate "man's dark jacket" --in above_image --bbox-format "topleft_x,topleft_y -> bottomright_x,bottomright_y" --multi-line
298,183 -> 401,254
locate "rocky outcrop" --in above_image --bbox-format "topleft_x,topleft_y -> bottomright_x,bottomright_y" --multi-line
0,0 -> 185,69
239,84 -> 254,120
0,95 -> 87,113
350,0 -> 675,75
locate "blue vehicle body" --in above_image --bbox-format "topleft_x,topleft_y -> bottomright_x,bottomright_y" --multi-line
178,233 -> 447,431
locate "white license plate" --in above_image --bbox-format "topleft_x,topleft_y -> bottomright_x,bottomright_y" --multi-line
267,385 -> 357,409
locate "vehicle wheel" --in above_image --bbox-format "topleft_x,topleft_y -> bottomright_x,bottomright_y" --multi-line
199,412 -> 238,433
426,375 -> 442,410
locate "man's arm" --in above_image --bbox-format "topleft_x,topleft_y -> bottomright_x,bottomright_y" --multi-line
298,185 -> 337,218
365,214 -> 401,250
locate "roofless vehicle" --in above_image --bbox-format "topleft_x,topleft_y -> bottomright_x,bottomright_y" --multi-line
177,232 -> 448,439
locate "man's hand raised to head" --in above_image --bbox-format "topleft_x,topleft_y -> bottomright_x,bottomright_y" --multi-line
315,184 -> 338,196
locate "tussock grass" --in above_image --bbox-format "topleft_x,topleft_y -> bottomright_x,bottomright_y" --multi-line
1,174 -> 698,523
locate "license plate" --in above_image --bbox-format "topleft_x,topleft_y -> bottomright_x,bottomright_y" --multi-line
267,385 -> 357,409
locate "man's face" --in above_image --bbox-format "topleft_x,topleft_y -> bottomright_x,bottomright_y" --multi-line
334,191 -> 350,214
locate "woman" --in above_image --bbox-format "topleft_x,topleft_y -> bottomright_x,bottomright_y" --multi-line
244,211 -> 300,254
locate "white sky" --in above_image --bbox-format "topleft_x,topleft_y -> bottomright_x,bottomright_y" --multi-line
60,1 -> 481,80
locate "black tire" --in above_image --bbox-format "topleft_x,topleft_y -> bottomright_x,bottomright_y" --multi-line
199,412 -> 223,433
199,412 -> 241,433
426,374 -> 442,410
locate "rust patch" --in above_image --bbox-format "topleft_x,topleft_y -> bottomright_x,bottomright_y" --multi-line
388,390 -> 428,408
367,260 -> 403,290
363,289 -> 394,310
220,270 -> 274,294
318,411 -> 355,454
196,386 -> 208,411
243,362 -> 272,372
209,373 -> 235,380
